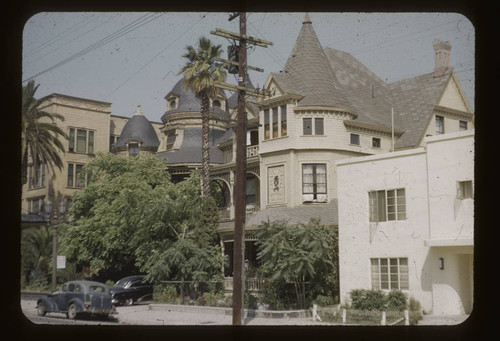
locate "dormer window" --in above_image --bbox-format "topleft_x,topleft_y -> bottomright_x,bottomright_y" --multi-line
213,100 -> 221,109
169,99 -> 177,110
129,143 -> 139,157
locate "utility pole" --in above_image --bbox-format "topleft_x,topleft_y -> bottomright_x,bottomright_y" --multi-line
211,12 -> 272,326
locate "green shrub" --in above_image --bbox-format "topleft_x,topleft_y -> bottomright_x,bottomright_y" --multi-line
245,292 -> 259,309
408,296 -> 423,325
386,290 -> 407,311
105,280 -> 115,287
153,284 -> 178,303
314,295 -> 334,307
350,289 -> 386,311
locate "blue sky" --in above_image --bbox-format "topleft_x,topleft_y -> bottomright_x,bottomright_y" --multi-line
22,12 -> 475,123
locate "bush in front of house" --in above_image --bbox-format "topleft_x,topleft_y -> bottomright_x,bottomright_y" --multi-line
350,289 -> 386,311
386,290 -> 407,311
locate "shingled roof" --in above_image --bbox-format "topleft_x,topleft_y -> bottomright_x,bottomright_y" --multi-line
280,13 -> 349,108
114,105 -> 160,149
156,128 -> 226,164
162,77 -> 229,122
389,69 -> 452,149
271,13 -> 461,149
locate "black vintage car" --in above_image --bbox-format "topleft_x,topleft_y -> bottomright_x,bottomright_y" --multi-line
109,275 -> 153,306
37,280 -> 116,319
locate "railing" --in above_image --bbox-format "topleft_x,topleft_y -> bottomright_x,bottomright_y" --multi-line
224,277 -> 264,292
246,145 -> 259,158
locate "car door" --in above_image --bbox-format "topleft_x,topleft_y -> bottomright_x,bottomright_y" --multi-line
53,284 -> 68,311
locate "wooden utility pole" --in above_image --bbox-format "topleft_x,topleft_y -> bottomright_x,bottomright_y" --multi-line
211,12 -> 272,326
232,12 -> 247,326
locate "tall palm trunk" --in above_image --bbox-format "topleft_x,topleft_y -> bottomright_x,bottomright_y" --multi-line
201,93 -> 211,197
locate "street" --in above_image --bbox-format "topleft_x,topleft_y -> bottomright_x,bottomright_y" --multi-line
20,298 -> 328,326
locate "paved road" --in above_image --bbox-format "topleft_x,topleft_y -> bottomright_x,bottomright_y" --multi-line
21,299 -> 329,326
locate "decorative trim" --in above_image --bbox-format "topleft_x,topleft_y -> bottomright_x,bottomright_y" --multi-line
433,105 -> 474,121
344,120 -> 404,136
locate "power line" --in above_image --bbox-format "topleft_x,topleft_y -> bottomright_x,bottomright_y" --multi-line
104,13 -> 208,100
23,12 -> 164,83
24,13 -> 118,65
24,13 -> 99,59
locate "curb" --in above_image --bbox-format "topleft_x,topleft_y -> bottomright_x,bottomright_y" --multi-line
149,304 -> 311,319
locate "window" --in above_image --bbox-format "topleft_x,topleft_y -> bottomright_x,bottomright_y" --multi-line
303,118 -> 312,135
459,120 -> 468,131
213,100 -> 221,108
302,164 -> 327,202
280,105 -> 287,136
68,163 -> 88,188
27,197 -> 42,214
28,164 -> 46,189
372,137 -> 381,148
109,135 -> 119,152
166,132 -> 176,150
129,143 -> 139,157
75,285 -> 82,292
371,258 -> 409,290
68,284 -> 75,292
69,128 -> 95,154
435,115 -> 444,135
369,188 -> 406,222
169,99 -> 177,109
264,109 -> 270,140
272,107 -> 279,138
350,133 -> 360,145
457,180 -> 473,199
315,118 -> 324,135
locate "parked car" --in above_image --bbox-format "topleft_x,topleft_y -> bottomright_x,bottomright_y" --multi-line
109,275 -> 153,306
36,280 -> 116,319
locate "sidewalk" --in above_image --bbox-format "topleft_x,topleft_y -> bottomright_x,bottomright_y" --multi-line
417,314 -> 470,326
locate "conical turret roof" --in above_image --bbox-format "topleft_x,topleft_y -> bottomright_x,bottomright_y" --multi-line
280,13 -> 349,108
114,105 -> 160,149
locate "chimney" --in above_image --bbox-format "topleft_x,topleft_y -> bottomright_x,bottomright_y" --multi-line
433,39 -> 451,77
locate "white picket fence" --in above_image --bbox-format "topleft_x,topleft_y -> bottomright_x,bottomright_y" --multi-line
313,305 -> 409,325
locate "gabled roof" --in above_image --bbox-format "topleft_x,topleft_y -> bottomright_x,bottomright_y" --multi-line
279,14 -> 349,108
389,69 -> 452,149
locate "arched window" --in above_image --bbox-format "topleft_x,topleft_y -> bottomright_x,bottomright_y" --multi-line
169,99 -> 177,109
212,100 -> 221,109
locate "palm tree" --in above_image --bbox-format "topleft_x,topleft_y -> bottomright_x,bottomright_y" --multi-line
22,80 -> 67,186
178,37 -> 227,197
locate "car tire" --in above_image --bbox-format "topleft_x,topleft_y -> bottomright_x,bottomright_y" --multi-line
125,298 -> 134,306
37,302 -> 47,317
67,303 -> 77,319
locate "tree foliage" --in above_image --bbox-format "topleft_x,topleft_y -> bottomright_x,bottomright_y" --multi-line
178,37 -> 227,197
21,226 -> 53,284
60,153 -> 222,284
255,218 -> 338,309
21,80 -> 67,185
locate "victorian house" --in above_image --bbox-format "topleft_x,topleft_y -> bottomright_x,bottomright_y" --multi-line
21,14 -> 474,306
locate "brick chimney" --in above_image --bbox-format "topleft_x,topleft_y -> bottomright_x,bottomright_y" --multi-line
433,39 -> 451,77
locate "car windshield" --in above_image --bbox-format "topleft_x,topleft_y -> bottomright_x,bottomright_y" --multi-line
115,279 -> 133,288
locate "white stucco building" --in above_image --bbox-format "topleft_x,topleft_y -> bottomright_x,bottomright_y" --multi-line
337,129 -> 474,315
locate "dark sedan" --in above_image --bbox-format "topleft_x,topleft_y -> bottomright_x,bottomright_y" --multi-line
109,275 -> 153,306
37,280 -> 116,319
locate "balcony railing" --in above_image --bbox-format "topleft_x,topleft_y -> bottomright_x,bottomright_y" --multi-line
246,145 -> 259,158
224,277 -> 264,292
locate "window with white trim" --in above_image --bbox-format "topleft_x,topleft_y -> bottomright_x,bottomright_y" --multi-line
264,106 -> 287,140
302,164 -> 327,202
67,163 -> 89,188
369,188 -> 406,222
350,133 -> 360,145
371,258 -> 409,290
27,197 -> 43,214
129,143 -> 139,157
69,128 -> 95,154
372,137 -> 381,148
435,115 -> 444,135
459,120 -> 468,131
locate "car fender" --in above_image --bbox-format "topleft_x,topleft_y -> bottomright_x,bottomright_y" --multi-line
67,298 -> 86,313
37,296 -> 57,312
